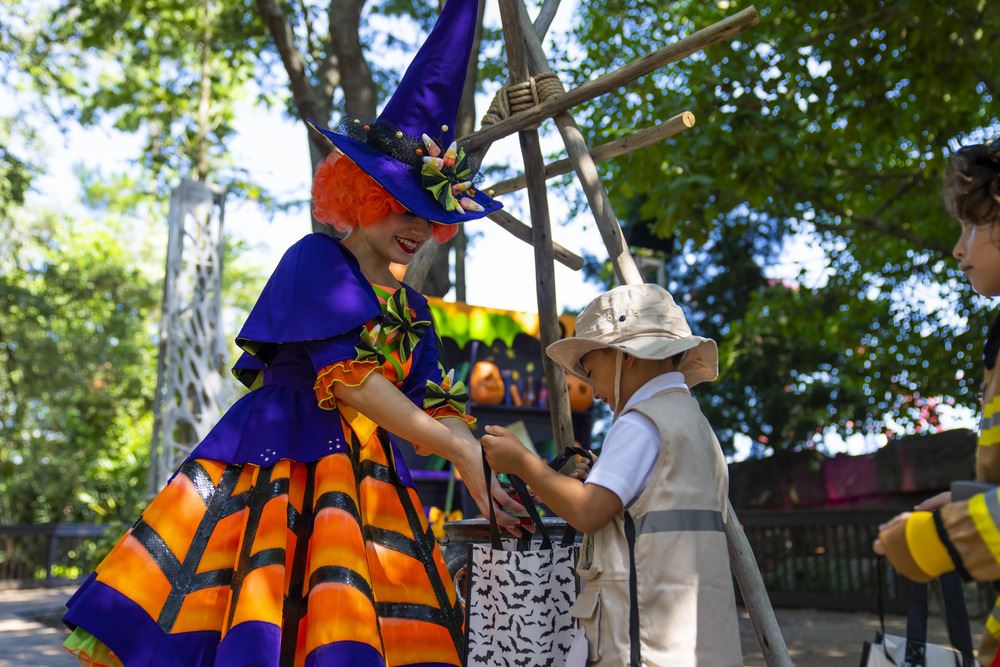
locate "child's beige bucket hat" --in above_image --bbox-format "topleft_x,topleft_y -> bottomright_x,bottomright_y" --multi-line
546,283 -> 719,388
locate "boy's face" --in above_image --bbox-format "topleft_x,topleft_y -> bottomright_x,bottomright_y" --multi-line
580,348 -> 619,408
953,220 -> 1000,296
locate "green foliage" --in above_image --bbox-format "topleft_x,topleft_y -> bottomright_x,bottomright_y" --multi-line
18,0 -> 268,191
0,213 -> 158,524
0,119 -> 35,219
570,0 -> 997,452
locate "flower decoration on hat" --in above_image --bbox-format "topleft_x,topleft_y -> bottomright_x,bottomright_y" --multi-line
420,134 -> 484,214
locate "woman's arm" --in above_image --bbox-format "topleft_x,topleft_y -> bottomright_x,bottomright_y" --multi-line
335,372 -> 524,534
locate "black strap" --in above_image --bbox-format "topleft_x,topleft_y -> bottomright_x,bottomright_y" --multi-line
548,446 -> 594,473
905,581 -> 928,666
876,556 -> 886,638
624,512 -> 641,667
933,510 -> 973,582
939,571 -> 976,665
986,311 -> 1000,369
482,449 -> 503,550
506,474 -> 552,550
904,575 -> 976,667
548,447 -> 592,548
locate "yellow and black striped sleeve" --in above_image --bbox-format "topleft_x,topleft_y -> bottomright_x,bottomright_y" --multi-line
880,490 -> 1000,583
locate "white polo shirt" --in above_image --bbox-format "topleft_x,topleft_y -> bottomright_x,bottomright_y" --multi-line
585,371 -> 689,507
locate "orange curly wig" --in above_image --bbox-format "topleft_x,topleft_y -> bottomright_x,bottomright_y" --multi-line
312,151 -> 459,243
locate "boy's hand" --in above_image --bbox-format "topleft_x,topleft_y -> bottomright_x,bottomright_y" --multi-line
569,453 -> 595,480
914,491 -> 951,511
481,425 -> 534,476
873,511 -> 910,555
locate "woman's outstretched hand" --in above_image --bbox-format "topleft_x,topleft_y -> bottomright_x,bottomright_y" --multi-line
453,442 -> 526,537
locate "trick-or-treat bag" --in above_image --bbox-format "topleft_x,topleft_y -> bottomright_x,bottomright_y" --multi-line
463,453 -> 581,666
861,568 -> 976,667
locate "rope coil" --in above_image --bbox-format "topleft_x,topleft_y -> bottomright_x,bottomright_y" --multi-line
481,72 -> 565,128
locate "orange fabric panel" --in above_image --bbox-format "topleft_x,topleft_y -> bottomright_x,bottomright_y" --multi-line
287,461 -> 308,515
313,455 -> 359,500
308,509 -> 370,582
197,509 -> 245,574
171,586 -> 231,634
253,496 -> 291,555
231,466 -> 256,496
359,478 -> 415,539
229,564 -> 285,629
198,459 -> 227,487
142,475 -> 205,564
96,535 -> 171,622
302,582 -> 381,660
366,542 -> 437,608
406,488 -> 431,533
380,618 -> 460,666
430,547 -> 457,607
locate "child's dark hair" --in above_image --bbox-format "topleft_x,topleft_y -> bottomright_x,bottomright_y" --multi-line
943,140 -> 1000,226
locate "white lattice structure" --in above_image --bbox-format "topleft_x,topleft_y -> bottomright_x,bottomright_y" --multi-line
148,179 -> 231,493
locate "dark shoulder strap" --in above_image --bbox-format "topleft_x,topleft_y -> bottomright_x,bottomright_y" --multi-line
624,511 -> 642,667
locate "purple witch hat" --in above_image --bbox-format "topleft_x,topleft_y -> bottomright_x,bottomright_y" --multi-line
308,0 -> 501,224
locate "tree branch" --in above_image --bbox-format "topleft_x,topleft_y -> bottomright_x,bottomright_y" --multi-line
775,178 -> 951,256
254,0 -> 326,124
328,0 -> 377,120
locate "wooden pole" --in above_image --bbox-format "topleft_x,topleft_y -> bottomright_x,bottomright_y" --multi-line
497,0 -> 574,453
403,239 -> 440,290
461,6 -> 759,154
488,112 -> 695,196
488,210 -> 584,270
465,0 -> 564,168
726,501 -> 794,667
514,0 -> 640,286
532,0 -> 561,40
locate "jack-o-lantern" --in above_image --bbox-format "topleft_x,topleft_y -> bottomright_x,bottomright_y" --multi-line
566,373 -> 594,411
470,361 -> 505,405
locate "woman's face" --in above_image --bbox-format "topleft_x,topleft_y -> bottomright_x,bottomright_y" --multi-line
354,211 -> 433,265
953,220 -> 1000,296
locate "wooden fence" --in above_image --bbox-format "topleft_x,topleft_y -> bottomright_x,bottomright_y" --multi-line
739,508 -> 997,616
0,523 -> 115,588
3,513 -> 997,618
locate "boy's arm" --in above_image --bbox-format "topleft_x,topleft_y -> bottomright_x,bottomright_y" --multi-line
482,425 -> 623,534
517,455 -> 623,534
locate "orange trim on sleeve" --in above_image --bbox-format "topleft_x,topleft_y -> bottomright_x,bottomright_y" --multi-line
314,359 -> 384,410
426,404 -> 476,428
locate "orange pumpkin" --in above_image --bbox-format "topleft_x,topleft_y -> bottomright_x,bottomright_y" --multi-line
470,361 -> 505,405
566,373 -> 594,411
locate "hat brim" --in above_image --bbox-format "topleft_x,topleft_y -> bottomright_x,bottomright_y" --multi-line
546,334 -> 719,388
311,124 -> 502,224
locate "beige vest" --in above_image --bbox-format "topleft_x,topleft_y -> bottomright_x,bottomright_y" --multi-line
570,388 -> 742,666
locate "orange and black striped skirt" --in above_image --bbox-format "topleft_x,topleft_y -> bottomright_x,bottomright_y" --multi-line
63,428 -> 462,667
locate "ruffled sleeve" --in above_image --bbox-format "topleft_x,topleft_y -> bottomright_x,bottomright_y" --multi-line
305,329 -> 384,411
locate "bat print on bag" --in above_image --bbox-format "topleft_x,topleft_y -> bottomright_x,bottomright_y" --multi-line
465,544 -> 578,666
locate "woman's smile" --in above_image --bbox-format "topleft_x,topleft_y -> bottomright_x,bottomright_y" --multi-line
395,235 -> 421,254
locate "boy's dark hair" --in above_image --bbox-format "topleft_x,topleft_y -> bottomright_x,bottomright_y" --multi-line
943,140 -> 1000,226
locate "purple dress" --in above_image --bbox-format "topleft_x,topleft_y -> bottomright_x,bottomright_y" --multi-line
63,233 -> 473,667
